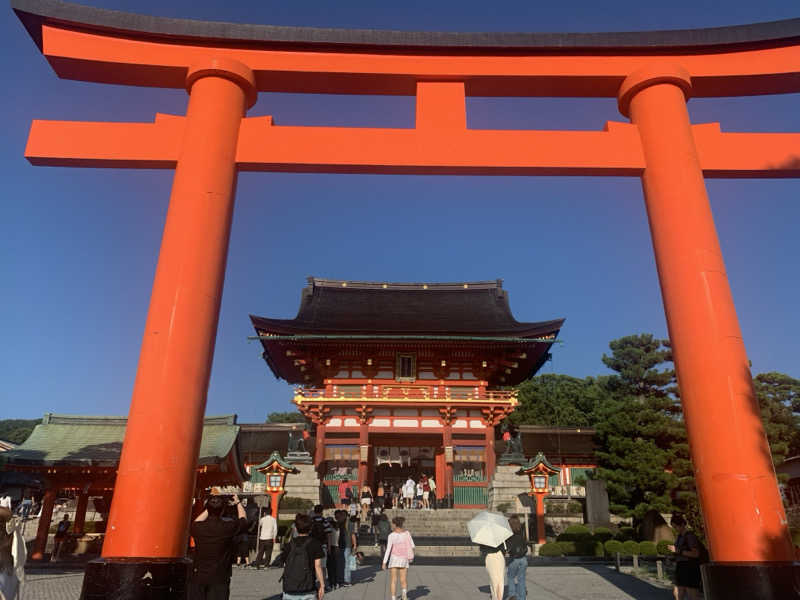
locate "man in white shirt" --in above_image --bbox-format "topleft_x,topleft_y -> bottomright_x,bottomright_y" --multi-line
255,508 -> 278,569
0,495 -> 11,510
402,477 -> 415,509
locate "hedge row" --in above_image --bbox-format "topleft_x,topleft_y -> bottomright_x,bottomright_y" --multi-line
540,537 -> 673,558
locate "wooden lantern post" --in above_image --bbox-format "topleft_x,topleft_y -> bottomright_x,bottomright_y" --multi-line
518,452 -> 561,545
254,452 -> 298,518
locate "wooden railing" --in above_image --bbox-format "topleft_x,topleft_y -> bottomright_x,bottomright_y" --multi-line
295,385 -> 516,402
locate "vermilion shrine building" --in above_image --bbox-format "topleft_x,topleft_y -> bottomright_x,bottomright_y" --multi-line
252,277 -> 563,507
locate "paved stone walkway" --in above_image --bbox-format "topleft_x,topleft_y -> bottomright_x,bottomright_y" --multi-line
24,563 -> 672,600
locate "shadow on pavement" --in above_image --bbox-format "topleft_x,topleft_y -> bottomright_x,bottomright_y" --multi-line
580,564 -> 672,599
353,563 -> 382,584
407,585 -> 430,598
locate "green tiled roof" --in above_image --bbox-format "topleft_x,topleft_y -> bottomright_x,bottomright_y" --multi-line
251,451 -> 298,473
0,414 -> 240,468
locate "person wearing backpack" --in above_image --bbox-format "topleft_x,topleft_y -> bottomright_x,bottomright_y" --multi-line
280,513 -> 325,600
309,505 -> 332,588
505,516 -> 528,600
667,514 -> 704,600
382,516 -> 415,600
376,513 -> 391,557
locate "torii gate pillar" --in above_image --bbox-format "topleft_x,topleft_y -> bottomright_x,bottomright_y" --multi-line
619,66 -> 797,597
80,59 -> 256,598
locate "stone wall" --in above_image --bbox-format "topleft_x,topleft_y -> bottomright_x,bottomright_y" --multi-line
282,463 -> 322,505
487,464 -> 531,512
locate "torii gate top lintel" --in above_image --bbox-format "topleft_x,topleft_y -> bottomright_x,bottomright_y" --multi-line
14,0 -> 800,177
12,0 -> 800,98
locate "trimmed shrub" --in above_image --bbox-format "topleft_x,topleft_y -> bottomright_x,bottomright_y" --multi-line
565,524 -> 591,535
656,539 -> 674,555
621,540 -> 640,556
592,527 -> 614,543
617,526 -> 636,541
575,540 -> 605,557
558,541 -> 577,555
567,501 -> 583,514
558,524 -> 592,542
538,542 -> 564,557
280,496 -> 313,510
604,539 -> 623,556
639,541 -> 658,556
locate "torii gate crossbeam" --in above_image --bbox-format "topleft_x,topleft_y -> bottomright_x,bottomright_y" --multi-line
12,1 -> 800,598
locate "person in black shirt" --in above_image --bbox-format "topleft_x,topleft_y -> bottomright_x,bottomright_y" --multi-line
51,514 -> 71,561
190,494 -> 248,600
667,514 -> 704,600
505,516 -> 528,600
281,513 -> 325,600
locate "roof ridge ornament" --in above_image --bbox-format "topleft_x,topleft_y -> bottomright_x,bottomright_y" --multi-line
307,276 -> 504,290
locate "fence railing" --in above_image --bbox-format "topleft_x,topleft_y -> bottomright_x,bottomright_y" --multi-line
453,483 -> 488,507
295,385 -> 517,402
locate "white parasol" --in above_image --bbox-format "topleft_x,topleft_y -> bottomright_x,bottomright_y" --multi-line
466,511 -> 513,548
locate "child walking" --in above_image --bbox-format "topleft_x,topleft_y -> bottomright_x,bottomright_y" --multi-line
382,516 -> 415,600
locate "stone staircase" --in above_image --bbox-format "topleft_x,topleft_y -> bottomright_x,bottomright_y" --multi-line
356,508 -> 482,557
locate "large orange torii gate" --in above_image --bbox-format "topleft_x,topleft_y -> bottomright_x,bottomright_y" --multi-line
12,1 -> 800,598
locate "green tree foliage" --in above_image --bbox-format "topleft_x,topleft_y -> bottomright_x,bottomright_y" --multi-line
510,373 -> 603,427
510,333 -> 798,530
0,419 -> 40,444
753,372 -> 800,473
594,334 -> 686,521
266,411 -> 306,423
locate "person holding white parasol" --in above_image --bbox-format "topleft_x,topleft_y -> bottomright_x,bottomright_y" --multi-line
467,511 -> 512,600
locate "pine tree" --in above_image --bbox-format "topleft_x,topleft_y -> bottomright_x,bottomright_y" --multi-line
753,372 -> 800,476
594,334 -> 685,520
510,374 -> 601,428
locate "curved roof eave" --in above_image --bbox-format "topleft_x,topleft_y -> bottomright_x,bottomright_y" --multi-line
250,316 -> 565,338
13,0 -> 800,53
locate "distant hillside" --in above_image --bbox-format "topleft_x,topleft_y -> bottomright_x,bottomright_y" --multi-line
0,419 -> 41,445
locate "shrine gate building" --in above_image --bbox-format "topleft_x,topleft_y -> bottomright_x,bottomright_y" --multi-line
251,277 -> 562,507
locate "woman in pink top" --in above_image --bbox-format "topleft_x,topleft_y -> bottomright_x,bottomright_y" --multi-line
382,516 -> 415,600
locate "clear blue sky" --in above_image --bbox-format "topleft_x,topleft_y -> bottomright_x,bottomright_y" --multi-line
1,1 -> 798,423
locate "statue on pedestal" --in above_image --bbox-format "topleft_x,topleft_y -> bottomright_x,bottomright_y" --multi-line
286,424 -> 313,464
499,422 -> 526,464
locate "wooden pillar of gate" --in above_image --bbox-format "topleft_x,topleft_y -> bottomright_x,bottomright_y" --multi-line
31,488 -> 56,560
73,492 -> 90,536
80,58 -> 257,600
619,65 -> 796,599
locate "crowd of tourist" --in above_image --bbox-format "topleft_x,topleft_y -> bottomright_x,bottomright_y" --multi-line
336,474 -> 437,513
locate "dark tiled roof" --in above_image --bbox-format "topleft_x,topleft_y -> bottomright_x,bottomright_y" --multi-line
0,414 -> 242,470
13,2 -> 800,53
251,277 -> 563,337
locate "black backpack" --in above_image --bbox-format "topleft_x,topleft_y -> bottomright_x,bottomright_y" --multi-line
506,532 -> 528,559
281,538 -> 315,594
377,519 -> 391,541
